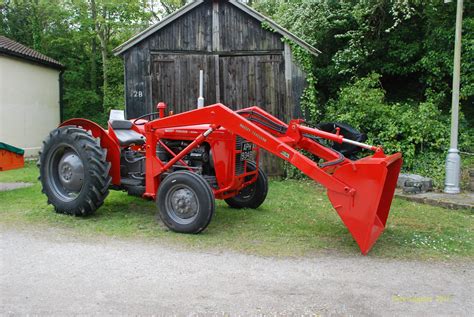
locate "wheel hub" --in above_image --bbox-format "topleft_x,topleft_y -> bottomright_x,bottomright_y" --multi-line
170,188 -> 198,219
58,152 -> 84,192
238,183 -> 255,200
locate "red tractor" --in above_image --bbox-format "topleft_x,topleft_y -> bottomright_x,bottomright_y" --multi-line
38,103 -> 402,254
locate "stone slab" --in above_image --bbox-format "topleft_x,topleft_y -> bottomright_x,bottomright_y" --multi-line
396,189 -> 474,211
0,182 -> 34,192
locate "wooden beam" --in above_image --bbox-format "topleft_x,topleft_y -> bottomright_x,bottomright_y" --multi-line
146,74 -> 153,114
150,50 -> 283,56
284,42 -> 293,120
212,1 -> 220,52
123,53 -> 129,117
284,43 -> 292,81
215,54 -> 220,103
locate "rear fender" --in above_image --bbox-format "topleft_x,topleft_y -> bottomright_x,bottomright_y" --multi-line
60,119 -> 121,185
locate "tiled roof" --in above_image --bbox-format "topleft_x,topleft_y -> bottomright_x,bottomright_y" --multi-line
0,35 -> 64,69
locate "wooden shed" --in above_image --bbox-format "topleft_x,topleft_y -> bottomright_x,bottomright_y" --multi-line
114,0 -> 320,174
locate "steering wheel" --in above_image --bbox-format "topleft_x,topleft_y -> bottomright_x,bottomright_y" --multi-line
133,112 -> 159,126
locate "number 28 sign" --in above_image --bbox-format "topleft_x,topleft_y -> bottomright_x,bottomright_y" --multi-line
131,91 -> 143,98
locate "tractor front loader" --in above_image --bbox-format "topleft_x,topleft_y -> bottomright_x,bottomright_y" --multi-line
38,103 -> 402,254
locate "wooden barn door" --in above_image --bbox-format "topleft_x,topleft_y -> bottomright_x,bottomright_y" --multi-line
151,54 -> 217,114
151,53 -> 287,175
219,55 -> 286,115
219,54 -> 287,175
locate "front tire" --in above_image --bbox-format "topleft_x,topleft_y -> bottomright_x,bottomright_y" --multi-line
38,126 -> 111,216
225,162 -> 268,209
157,171 -> 215,234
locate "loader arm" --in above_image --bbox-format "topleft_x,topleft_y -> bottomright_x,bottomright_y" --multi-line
145,104 -> 352,195
145,103 -> 403,254
236,106 -> 355,166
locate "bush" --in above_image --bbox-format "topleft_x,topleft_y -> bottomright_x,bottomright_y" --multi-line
323,73 -> 453,168
318,73 -> 474,189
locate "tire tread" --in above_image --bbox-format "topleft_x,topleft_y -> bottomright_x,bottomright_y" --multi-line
38,126 -> 111,216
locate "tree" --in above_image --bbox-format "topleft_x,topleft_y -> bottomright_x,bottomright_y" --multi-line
86,0 -> 150,111
252,0 -> 473,116
160,0 -> 188,15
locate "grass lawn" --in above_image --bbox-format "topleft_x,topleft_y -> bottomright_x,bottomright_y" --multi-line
1,162 -> 472,260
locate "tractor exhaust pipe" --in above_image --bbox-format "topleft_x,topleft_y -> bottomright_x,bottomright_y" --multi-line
197,70 -> 204,109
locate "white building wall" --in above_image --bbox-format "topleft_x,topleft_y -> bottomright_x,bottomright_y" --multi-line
0,56 -> 60,157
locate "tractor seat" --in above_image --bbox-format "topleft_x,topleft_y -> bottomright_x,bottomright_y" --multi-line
110,120 -> 146,146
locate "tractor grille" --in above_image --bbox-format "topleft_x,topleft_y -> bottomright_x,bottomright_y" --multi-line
235,155 -> 245,175
236,136 -> 245,149
235,136 -> 245,175
235,136 -> 255,175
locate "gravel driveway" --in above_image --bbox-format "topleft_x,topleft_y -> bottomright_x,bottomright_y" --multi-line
1,226 -> 472,316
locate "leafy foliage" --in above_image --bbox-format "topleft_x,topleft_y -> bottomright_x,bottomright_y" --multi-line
325,73 -> 447,164
254,0 -> 473,114
254,0 -> 473,188
325,73 -> 473,186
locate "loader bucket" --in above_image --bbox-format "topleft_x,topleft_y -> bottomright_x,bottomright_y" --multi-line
327,153 -> 403,254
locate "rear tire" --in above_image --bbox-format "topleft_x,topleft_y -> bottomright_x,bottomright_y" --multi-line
225,162 -> 268,209
157,171 -> 215,234
38,126 -> 111,216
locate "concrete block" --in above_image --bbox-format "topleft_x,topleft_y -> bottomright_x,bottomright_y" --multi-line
397,173 -> 433,194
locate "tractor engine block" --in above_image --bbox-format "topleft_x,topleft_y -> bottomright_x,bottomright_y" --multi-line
120,150 -> 145,178
156,140 -> 213,175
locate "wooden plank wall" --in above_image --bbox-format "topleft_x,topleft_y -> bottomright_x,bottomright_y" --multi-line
123,41 -> 151,119
218,1 -> 283,52
123,0 -> 308,175
151,53 -> 217,114
219,53 -> 288,175
148,4 -> 213,52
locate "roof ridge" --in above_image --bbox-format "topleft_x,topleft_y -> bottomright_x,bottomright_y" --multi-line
0,35 -> 64,69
